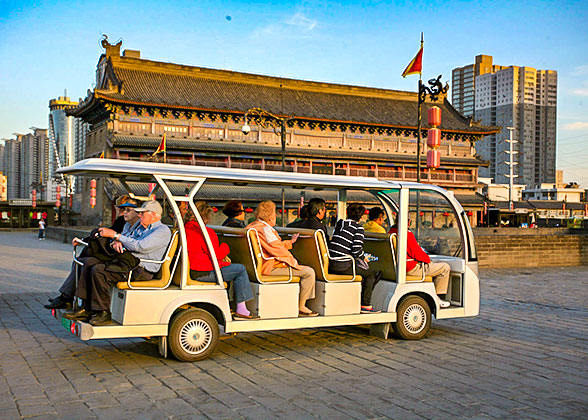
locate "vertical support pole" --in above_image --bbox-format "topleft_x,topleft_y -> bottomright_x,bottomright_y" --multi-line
417,80 -> 423,183
281,119 -> 286,226
396,188 -> 409,285
337,189 -> 347,221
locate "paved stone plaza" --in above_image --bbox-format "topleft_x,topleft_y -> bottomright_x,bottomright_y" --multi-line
0,231 -> 586,419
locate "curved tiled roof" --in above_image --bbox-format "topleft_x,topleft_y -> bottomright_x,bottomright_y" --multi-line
76,53 -> 498,135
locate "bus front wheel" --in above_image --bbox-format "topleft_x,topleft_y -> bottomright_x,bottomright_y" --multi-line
392,296 -> 431,340
168,308 -> 219,362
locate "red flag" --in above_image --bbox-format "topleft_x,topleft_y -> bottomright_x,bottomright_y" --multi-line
153,133 -> 167,155
402,44 -> 423,78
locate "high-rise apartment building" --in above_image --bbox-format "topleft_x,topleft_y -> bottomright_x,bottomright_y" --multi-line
452,55 -> 557,187
1,129 -> 49,200
17,129 -> 49,200
2,138 -> 20,199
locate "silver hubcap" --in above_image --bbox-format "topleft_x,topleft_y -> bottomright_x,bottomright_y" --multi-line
180,319 -> 212,355
403,304 -> 427,334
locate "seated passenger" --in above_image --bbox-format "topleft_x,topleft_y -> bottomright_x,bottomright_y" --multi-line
222,200 -> 246,228
286,204 -> 309,228
45,196 -> 140,310
389,223 -> 451,308
63,200 -> 171,325
329,203 -> 381,314
186,201 -> 258,320
299,198 -> 329,241
363,207 -> 387,233
247,200 -> 318,317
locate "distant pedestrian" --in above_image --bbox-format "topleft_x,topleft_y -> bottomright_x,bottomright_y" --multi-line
38,219 -> 46,240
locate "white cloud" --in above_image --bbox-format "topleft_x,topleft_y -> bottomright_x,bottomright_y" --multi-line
572,88 -> 588,96
251,12 -> 318,39
285,13 -> 317,31
563,122 -> 588,130
572,64 -> 588,76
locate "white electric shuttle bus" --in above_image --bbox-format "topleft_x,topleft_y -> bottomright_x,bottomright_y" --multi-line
50,159 -> 480,362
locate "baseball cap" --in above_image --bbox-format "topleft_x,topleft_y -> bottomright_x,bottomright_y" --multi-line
117,202 -> 138,208
134,200 -> 163,216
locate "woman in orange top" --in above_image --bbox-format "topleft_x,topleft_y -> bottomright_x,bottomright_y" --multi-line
247,201 -> 318,316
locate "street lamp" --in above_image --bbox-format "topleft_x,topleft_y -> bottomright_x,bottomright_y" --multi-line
242,108 -> 294,226
417,75 -> 448,183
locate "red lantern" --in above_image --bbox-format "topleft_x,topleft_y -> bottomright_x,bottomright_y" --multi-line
419,212 -> 424,216
428,106 -> 441,127
90,179 -> 97,208
364,209 -> 370,215
212,207 -> 218,212
443,212 -> 450,217
426,128 -> 441,148
427,150 -> 440,169
31,189 -> 37,208
244,207 -> 253,213
427,106 -> 442,170
467,211 -> 473,216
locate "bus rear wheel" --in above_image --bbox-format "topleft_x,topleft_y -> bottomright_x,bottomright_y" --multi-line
392,296 -> 431,340
168,308 -> 219,362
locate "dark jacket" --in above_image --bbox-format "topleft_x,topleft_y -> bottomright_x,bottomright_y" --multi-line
222,217 -> 245,228
300,216 -> 329,241
86,229 -> 140,273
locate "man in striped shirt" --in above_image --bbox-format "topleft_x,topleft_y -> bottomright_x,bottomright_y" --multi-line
328,203 -> 380,313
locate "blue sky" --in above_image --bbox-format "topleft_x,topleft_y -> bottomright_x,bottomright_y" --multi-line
1,0 -> 587,186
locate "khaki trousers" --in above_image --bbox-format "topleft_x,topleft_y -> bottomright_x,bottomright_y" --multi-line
407,262 -> 450,295
272,265 -> 316,303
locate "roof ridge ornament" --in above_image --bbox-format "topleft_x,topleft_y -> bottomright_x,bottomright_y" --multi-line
101,34 -> 122,58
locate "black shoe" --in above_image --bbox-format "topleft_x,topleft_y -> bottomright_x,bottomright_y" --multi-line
89,311 -> 112,326
44,295 -> 73,310
63,307 -> 94,321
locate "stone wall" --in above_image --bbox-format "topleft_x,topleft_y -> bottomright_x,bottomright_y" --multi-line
474,231 -> 588,268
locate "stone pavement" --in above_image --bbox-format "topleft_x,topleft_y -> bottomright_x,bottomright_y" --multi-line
0,231 -> 586,419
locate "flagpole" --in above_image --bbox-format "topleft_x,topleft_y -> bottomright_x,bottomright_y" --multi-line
417,32 -> 424,184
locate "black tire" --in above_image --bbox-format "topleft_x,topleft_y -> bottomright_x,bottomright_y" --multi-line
392,295 -> 431,340
168,308 -> 219,362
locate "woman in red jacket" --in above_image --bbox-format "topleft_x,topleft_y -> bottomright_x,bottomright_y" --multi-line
185,201 -> 258,319
389,223 -> 451,308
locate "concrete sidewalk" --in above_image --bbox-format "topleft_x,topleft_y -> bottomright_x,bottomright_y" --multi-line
0,232 -> 587,419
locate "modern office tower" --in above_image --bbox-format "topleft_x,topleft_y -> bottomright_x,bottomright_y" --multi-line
48,95 -> 89,193
3,139 -> 20,199
17,129 -> 48,200
452,55 -> 557,187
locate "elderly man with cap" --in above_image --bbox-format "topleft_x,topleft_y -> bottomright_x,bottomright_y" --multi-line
45,196 -> 140,310
64,200 -> 171,326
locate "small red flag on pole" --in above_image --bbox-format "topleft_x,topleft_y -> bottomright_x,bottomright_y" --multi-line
401,36 -> 424,78
152,132 -> 167,162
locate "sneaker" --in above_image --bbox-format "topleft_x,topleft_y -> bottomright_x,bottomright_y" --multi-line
439,300 -> 451,308
361,306 -> 381,314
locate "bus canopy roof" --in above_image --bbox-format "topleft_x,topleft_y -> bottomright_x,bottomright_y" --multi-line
58,158 -> 422,190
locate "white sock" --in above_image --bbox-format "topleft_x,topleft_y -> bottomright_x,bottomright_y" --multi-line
236,302 -> 250,316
